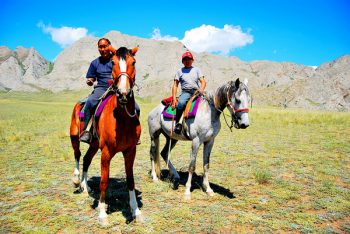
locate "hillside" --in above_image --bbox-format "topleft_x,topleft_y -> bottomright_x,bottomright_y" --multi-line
0,31 -> 349,111
0,46 -> 52,91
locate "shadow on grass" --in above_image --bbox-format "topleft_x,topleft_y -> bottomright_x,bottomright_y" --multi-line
75,176 -> 143,223
160,169 -> 236,199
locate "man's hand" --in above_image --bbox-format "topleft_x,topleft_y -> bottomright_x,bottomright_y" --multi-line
171,99 -> 178,109
86,78 -> 95,86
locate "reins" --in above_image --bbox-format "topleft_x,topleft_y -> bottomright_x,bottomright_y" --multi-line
124,104 -> 137,118
213,97 -> 234,131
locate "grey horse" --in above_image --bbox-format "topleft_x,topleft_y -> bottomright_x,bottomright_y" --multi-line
147,78 -> 250,199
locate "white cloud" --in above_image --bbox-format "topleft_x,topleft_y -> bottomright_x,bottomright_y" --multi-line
181,24 -> 253,55
308,66 -> 318,70
151,28 -> 179,41
37,21 -> 88,48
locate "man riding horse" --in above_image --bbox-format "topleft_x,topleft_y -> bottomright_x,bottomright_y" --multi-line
80,38 -> 141,143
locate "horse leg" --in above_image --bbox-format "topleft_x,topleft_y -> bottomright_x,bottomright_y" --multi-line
80,140 -> 99,195
98,147 -> 112,226
203,139 -> 215,196
185,137 -> 201,200
70,135 -> 81,187
123,147 -> 142,221
160,137 -> 180,189
150,130 -> 161,181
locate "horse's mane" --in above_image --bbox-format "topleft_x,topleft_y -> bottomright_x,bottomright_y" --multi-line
205,80 -> 249,111
205,81 -> 236,110
116,47 -> 129,60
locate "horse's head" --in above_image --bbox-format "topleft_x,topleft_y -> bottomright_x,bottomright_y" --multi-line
112,46 -> 138,105
227,78 -> 250,129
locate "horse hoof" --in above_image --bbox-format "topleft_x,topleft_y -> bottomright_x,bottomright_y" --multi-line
152,177 -> 159,182
172,178 -> 180,190
207,191 -> 215,197
72,178 -> 81,188
99,213 -> 108,226
81,189 -> 89,197
184,193 -> 191,201
99,217 -> 108,226
135,214 -> 145,223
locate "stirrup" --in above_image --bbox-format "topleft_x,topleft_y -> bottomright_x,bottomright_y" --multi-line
174,123 -> 182,134
80,131 -> 92,143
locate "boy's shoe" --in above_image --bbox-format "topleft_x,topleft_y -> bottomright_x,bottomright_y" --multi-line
174,123 -> 182,134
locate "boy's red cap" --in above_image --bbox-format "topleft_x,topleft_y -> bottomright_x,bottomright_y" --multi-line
182,51 -> 193,60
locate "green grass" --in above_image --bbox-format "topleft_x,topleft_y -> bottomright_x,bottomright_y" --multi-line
0,91 -> 349,233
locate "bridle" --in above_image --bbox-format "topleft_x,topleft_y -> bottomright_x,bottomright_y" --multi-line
214,82 -> 250,131
112,54 -> 137,118
114,72 -> 135,88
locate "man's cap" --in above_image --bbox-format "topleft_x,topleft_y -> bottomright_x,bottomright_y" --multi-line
182,51 -> 193,60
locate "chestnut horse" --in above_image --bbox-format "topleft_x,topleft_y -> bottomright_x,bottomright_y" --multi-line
70,47 -> 141,224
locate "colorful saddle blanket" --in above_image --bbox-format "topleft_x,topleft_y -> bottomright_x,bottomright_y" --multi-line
78,95 -> 113,120
162,96 -> 201,119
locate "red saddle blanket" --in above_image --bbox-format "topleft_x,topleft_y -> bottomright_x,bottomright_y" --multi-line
161,96 -> 174,106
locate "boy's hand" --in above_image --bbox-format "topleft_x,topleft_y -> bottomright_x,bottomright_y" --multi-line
171,99 -> 178,109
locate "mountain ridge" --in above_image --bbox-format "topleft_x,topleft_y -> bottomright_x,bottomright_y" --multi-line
0,31 -> 349,111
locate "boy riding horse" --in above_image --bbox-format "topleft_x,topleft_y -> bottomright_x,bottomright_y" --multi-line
171,51 -> 206,134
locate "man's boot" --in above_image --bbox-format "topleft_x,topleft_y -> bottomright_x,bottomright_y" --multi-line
80,108 -> 92,143
174,109 -> 183,134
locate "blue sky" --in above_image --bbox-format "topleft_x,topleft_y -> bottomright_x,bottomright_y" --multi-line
1,0 -> 349,66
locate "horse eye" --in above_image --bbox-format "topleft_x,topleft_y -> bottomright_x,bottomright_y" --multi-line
132,61 -> 136,66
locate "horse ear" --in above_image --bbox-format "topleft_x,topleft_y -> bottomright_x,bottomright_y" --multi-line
235,78 -> 240,88
243,79 -> 248,85
109,45 -> 117,55
130,47 -> 139,56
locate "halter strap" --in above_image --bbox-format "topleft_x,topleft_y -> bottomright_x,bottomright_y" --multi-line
226,102 -> 250,113
225,86 -> 249,113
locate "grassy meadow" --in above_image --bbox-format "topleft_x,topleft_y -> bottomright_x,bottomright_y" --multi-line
0,91 -> 349,233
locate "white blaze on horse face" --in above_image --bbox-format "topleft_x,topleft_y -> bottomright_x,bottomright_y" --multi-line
119,58 -> 128,94
240,90 -> 250,126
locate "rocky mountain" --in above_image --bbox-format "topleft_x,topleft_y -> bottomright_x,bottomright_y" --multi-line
1,31 -> 349,111
0,46 -> 52,91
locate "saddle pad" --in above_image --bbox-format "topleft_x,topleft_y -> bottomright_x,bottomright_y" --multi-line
161,96 -> 173,106
78,95 -> 113,119
162,96 -> 201,119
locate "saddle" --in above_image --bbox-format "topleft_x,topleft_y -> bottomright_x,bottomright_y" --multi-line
78,94 -> 113,120
78,88 -> 115,139
162,93 -> 201,120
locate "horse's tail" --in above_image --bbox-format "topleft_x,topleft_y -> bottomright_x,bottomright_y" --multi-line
148,104 -> 163,179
